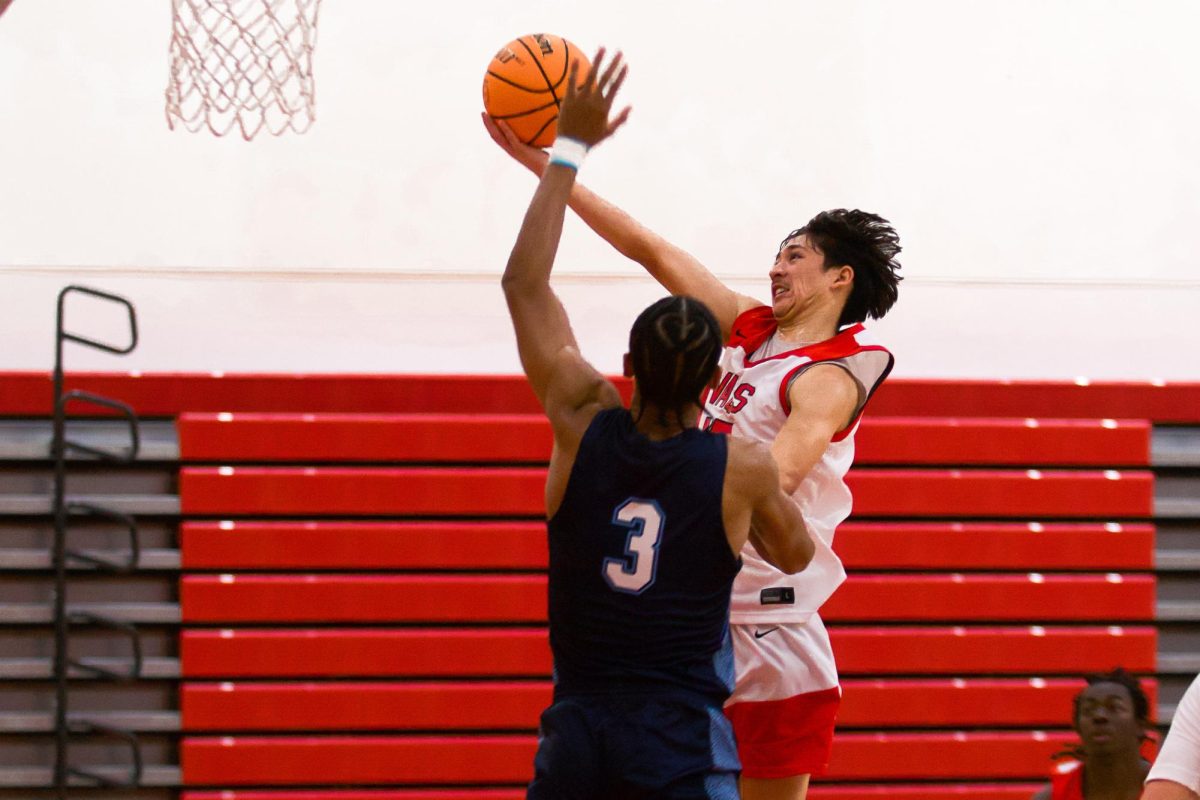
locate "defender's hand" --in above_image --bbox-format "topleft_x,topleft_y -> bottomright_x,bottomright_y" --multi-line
556,47 -> 631,149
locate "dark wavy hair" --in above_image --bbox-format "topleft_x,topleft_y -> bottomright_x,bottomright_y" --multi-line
781,209 -> 902,327
628,296 -> 722,428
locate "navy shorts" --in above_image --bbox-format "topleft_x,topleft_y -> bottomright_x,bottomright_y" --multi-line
527,692 -> 740,800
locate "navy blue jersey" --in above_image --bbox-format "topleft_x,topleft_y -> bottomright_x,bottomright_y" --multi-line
547,407 -> 741,702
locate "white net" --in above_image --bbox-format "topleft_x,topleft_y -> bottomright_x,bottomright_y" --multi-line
165,0 -> 323,140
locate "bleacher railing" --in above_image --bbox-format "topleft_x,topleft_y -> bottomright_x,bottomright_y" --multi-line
50,285 -> 143,797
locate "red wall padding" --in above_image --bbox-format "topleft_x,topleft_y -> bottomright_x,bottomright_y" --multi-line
4,371 -> 1199,420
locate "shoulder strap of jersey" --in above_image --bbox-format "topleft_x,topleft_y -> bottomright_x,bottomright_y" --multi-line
777,326 -> 895,441
727,306 -> 777,352
1048,760 -> 1084,800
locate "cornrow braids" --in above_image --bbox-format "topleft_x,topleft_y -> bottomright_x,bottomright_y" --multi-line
784,208 -> 903,328
629,296 -> 722,429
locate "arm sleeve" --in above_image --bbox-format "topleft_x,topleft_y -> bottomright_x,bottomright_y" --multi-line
1147,672 -> 1200,792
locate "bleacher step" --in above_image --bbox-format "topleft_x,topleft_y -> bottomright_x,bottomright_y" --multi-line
0,494 -> 180,516
1156,601 -> 1200,621
0,603 -> 181,625
0,657 -> 180,680
0,547 -> 180,570
1156,550 -> 1200,570
0,764 -> 181,788
1156,475 -> 1200,518
0,710 -> 180,733
1152,427 -> 1200,467
1158,653 -> 1200,673
0,420 -> 178,462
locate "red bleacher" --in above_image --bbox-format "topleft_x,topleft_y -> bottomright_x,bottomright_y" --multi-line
180,626 -> 1157,677
179,466 -> 1153,517
176,412 -> 1151,466
180,731 -> 1078,784
179,573 -> 1155,622
4,372 -> 1193,795
180,790 -> 1042,800
180,520 -> 1154,571
181,790 -> 1042,800
181,678 -> 1156,730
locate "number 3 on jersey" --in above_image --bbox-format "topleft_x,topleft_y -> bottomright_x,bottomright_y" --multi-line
603,498 -> 664,595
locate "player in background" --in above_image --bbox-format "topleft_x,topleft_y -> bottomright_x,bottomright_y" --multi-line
486,109 -> 901,800
502,48 -> 816,798
1030,669 -> 1152,800
1143,671 -> 1200,800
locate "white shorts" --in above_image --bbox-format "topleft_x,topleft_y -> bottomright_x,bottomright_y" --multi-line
723,613 -> 842,778
726,613 -> 839,704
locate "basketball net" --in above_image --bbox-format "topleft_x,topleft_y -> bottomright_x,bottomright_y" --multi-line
165,0 -> 323,140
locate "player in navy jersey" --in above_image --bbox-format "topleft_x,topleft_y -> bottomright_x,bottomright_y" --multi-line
501,49 -> 815,799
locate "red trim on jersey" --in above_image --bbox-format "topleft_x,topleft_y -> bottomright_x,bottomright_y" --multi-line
706,419 -> 733,436
725,685 -> 841,778
727,305 -> 870,368
1049,760 -> 1084,800
727,306 -> 779,353
830,345 -> 895,442
726,305 -> 895,430
724,306 -> 895,441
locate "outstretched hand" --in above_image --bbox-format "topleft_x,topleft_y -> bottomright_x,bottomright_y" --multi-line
556,47 -> 631,149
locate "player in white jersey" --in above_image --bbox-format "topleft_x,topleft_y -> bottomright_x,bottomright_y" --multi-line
485,117 -> 902,800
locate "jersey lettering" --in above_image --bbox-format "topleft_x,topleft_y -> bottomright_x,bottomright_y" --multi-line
708,373 -> 737,408
725,383 -> 757,413
602,498 -> 664,595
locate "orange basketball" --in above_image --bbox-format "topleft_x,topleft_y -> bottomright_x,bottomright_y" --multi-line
483,34 -> 590,148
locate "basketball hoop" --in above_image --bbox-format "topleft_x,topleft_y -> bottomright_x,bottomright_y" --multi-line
165,0 -> 323,140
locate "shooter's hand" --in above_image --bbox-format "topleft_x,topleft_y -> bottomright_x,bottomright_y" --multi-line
481,112 -> 549,177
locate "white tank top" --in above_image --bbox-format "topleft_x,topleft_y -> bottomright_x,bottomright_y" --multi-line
700,307 -> 893,624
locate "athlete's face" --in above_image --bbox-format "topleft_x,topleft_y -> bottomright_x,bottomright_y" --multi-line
768,235 -> 850,322
1074,681 -> 1143,756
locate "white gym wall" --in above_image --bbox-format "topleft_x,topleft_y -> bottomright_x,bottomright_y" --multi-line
1,1 -> 1197,378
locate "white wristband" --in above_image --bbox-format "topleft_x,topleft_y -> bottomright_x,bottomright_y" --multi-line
548,136 -> 589,171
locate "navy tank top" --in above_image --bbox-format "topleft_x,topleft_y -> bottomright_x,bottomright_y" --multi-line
546,407 -> 741,702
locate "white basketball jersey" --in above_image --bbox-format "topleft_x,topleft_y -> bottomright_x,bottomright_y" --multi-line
701,307 -> 893,624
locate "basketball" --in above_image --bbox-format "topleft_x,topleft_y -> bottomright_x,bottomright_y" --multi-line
482,33 -> 590,148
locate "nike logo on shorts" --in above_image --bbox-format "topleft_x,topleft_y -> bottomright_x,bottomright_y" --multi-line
753,627 -> 780,639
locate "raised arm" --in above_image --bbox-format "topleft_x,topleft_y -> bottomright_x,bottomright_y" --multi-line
772,364 -> 861,494
501,50 -> 630,434
484,114 -> 762,338
724,437 -> 814,574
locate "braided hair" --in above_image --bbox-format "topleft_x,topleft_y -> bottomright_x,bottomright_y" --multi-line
1052,667 -> 1153,761
628,296 -> 722,429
